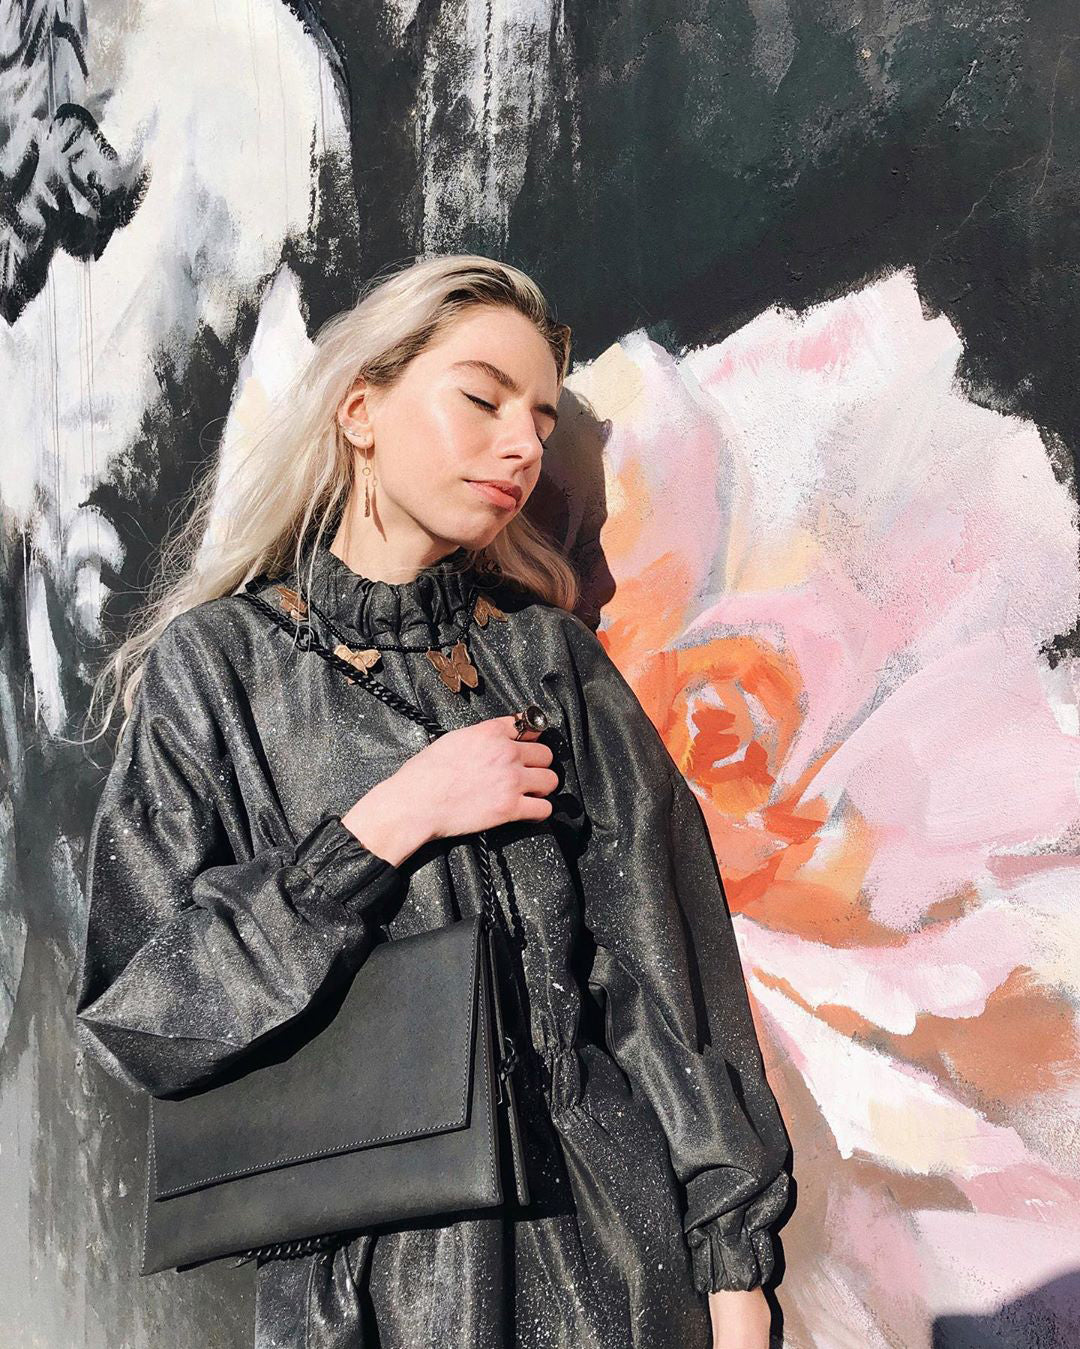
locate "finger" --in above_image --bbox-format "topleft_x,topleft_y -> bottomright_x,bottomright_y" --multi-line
514,794 -> 554,821
519,767 -> 559,796
501,711 -> 545,742
515,741 -> 554,766
477,715 -> 538,744
493,714 -> 529,736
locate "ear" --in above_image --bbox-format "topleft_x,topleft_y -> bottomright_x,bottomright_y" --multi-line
336,377 -> 376,445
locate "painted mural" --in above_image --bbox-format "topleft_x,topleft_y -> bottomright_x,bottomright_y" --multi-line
2,1 -> 1078,1346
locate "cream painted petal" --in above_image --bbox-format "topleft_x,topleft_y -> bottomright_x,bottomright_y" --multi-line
736,907 -> 1032,1036
751,974 -> 1031,1179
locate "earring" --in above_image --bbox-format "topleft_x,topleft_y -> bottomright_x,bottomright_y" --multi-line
360,438 -> 374,517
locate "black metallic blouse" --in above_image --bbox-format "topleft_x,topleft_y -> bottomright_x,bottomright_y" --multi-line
75,536 -> 792,1349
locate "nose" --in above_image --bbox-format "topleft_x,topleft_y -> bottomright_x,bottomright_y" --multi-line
500,415 -> 544,469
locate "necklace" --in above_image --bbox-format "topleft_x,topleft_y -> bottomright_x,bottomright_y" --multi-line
268,573 -> 508,696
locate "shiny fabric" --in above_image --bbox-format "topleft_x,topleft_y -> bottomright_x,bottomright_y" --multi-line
75,535 -> 793,1348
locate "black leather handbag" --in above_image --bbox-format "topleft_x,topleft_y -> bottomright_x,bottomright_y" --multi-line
139,587 -> 531,1276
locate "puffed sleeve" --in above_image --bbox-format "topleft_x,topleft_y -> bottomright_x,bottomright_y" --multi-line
74,616 -> 405,1099
558,612 -> 792,1294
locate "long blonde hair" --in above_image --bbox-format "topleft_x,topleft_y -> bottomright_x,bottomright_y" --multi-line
83,254 -> 576,744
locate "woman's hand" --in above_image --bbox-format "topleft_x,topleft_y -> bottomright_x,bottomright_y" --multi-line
708,1286 -> 773,1348
341,714 -> 556,865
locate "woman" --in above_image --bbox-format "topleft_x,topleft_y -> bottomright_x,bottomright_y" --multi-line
75,254 -> 793,1349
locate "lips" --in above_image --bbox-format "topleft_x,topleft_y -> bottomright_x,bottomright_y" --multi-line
467,480 -> 521,509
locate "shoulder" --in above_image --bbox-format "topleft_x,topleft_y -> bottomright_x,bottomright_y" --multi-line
536,601 -> 626,680
495,585 -> 618,673
146,578 -> 295,670
135,588 -> 274,728
495,585 -> 645,706
119,589 -> 287,788
143,595 -> 240,676
491,578 -> 602,645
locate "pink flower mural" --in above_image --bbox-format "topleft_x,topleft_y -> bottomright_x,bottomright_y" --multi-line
566,267 -> 1080,1346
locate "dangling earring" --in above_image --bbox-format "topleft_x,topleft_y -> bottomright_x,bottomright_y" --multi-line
361,438 -> 374,517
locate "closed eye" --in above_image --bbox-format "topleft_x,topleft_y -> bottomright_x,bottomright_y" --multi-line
464,391 -> 549,446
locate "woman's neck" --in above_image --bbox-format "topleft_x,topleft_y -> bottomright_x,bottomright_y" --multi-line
329,495 -> 462,584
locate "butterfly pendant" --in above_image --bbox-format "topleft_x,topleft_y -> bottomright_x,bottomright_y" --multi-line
334,643 -> 382,678
473,594 -> 507,627
426,641 -> 479,693
274,584 -> 308,621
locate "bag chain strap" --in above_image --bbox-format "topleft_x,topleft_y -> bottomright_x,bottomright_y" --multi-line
231,585 -> 519,1267
238,586 -> 502,934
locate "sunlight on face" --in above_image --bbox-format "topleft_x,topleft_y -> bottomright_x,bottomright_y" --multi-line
338,304 -> 561,554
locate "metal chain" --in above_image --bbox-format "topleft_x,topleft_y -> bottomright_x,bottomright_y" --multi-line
230,580 -> 512,1267
238,584 -> 502,933
236,1233 -> 341,1264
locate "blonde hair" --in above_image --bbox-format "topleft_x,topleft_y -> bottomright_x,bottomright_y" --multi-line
83,253 -> 576,745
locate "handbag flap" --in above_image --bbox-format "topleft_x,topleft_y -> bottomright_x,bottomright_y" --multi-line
149,916 -> 484,1199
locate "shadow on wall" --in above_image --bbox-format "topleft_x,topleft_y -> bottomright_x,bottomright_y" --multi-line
933,1270 -> 1080,1349
525,385 -> 617,631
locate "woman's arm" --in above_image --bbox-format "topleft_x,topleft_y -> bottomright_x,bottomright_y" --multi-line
708,1287 -> 773,1348
74,617 -> 408,1099
556,612 -> 792,1297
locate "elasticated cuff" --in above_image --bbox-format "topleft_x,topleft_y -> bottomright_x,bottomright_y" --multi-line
685,1170 -> 790,1293
290,813 -> 403,915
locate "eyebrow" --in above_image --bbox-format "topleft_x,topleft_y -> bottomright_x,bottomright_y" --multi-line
451,359 -> 560,428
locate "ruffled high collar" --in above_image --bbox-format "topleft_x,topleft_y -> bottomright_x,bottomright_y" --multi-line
297,536 -> 481,647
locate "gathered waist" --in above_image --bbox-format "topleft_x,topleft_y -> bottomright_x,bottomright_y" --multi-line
524,1033 -> 612,1118
503,985 -> 609,1119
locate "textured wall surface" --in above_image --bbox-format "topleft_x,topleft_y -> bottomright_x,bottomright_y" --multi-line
2,1 -> 1079,1345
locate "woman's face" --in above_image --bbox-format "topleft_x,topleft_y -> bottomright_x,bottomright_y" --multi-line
337,304 -> 561,555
